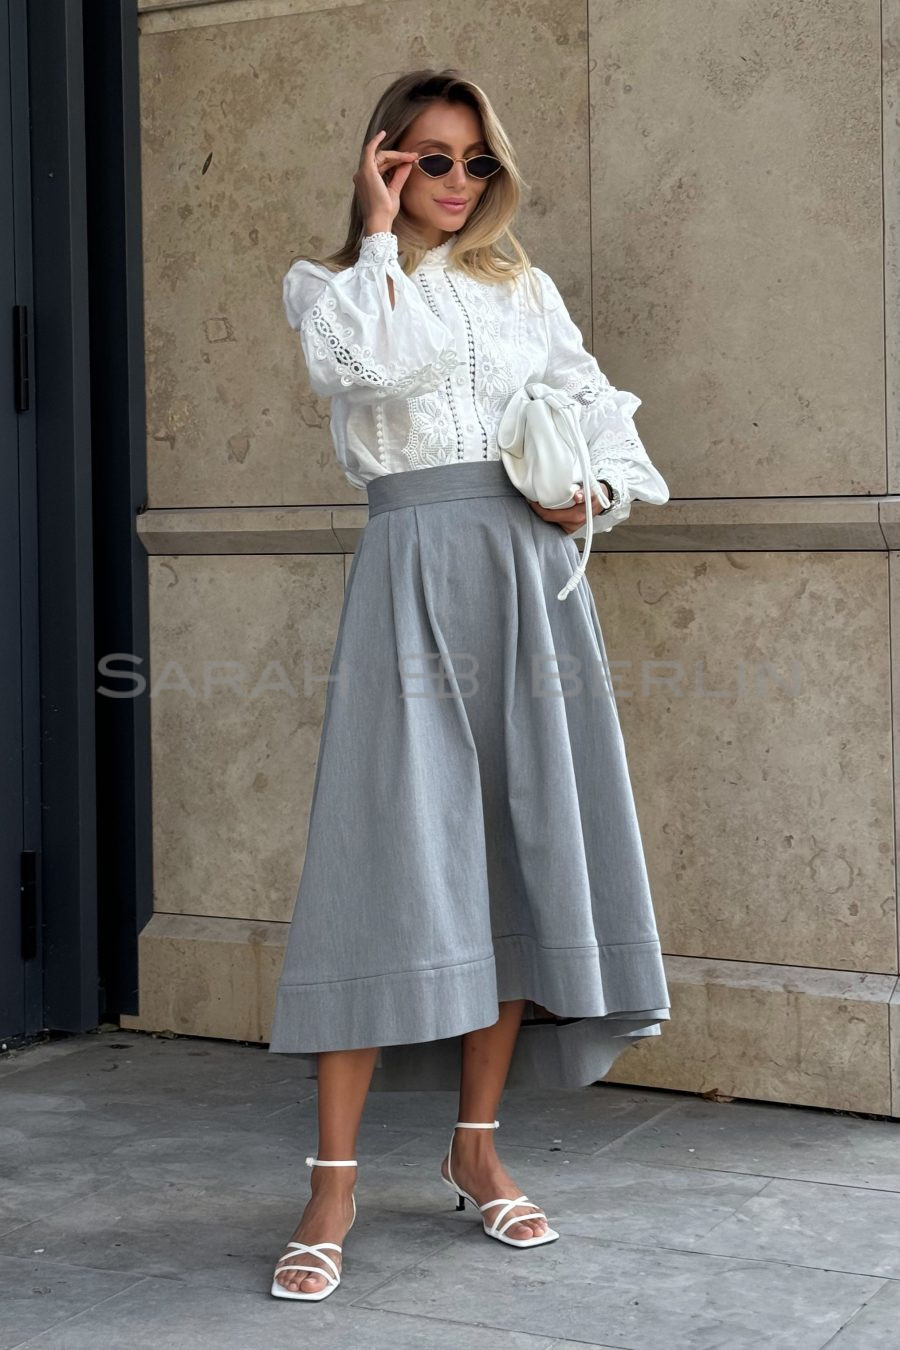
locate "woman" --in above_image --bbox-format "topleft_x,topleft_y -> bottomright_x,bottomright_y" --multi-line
269,67 -> 671,1301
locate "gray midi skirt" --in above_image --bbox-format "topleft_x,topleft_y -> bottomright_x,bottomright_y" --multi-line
268,459 -> 671,1091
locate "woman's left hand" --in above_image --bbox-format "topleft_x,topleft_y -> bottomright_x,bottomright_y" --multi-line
526,487 -> 605,535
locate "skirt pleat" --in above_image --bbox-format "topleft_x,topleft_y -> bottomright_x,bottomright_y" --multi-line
268,459 -> 670,1090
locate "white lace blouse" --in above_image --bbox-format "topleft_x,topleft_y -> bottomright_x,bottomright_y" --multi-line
282,230 -> 669,536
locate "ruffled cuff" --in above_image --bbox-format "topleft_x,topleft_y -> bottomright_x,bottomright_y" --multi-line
586,462 -> 633,534
357,231 -> 398,267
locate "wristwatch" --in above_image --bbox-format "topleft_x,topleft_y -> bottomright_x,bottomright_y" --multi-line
597,479 -> 616,513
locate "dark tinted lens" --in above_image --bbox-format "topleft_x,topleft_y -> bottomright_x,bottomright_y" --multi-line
417,154 -> 454,177
466,155 -> 502,179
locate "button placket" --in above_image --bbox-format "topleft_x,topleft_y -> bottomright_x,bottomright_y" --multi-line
451,367 -> 476,439
445,274 -> 489,458
416,269 -> 464,459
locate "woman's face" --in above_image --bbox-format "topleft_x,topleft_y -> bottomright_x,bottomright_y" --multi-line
395,100 -> 492,247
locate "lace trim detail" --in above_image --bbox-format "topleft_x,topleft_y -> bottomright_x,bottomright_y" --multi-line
445,274 -> 489,458
562,369 -> 620,415
401,387 -> 460,470
587,424 -> 647,477
456,273 -> 520,411
591,459 -> 630,513
300,290 -> 461,395
416,272 -> 463,458
586,433 -> 658,529
561,371 -> 653,519
358,231 -> 398,266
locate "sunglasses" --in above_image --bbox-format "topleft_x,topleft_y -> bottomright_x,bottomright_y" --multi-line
413,152 -> 503,181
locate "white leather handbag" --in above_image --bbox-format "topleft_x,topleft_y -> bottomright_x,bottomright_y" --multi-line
497,381 -> 610,601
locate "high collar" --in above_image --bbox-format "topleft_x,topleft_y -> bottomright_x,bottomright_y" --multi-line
416,236 -> 455,270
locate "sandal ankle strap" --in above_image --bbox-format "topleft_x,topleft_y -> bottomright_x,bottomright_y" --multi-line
446,1119 -> 499,1190
305,1156 -> 358,1167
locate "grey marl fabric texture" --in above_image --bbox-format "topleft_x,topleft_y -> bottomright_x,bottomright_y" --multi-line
268,459 -> 670,1090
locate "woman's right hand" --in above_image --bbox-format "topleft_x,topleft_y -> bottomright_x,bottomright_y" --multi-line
353,130 -> 418,229
527,487 -> 605,535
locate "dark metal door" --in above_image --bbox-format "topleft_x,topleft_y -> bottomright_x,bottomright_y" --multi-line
1,0 -> 42,1044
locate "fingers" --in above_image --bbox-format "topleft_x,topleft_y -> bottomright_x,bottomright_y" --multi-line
527,492 -> 601,532
353,131 -> 418,218
365,130 -> 418,174
384,160 -> 415,194
377,151 -> 420,173
574,489 -> 602,518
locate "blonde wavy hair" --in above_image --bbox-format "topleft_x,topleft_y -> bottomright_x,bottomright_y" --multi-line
288,67 -> 542,308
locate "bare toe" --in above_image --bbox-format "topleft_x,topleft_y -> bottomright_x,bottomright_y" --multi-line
300,1271 -> 329,1293
503,1200 -> 548,1240
272,1181 -> 354,1297
275,1260 -> 332,1295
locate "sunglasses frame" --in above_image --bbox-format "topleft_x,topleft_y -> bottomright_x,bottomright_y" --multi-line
413,151 -> 504,182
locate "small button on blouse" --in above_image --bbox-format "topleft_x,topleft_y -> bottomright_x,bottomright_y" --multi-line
282,230 -> 669,534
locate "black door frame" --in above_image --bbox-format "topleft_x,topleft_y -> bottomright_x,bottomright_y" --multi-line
2,0 -> 42,1044
4,0 -> 150,1047
83,0 -> 153,1025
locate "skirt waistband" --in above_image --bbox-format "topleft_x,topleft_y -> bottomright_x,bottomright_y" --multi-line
366,460 -> 523,515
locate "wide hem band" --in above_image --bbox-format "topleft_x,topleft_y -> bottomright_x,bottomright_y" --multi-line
268,934 -> 671,1090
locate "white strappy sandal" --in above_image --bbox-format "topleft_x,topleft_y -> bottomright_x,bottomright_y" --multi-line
440,1119 -> 560,1247
270,1155 -> 357,1301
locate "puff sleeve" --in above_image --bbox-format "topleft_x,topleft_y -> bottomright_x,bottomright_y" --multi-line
535,267 -> 669,536
282,230 -> 464,405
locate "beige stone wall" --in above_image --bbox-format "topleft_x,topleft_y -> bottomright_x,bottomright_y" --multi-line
123,0 -> 900,1117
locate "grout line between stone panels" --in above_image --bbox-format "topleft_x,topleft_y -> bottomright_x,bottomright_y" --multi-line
661,951 -> 900,978
817,1277 -> 898,1349
592,1151 -> 900,1196
351,1236 -> 898,1319
589,1100 -> 686,1157
343,1231 -> 470,1308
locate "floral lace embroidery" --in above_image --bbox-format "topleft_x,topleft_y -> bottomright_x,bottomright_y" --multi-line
588,421 -> 669,526
562,370 -> 620,415
289,242 -> 668,521
443,275 -> 489,455
456,275 -> 520,411
400,272 -> 463,465
357,231 -> 397,266
561,372 -> 655,519
524,275 -> 665,530
442,274 -> 527,461
401,388 -> 460,470
300,292 -> 461,396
